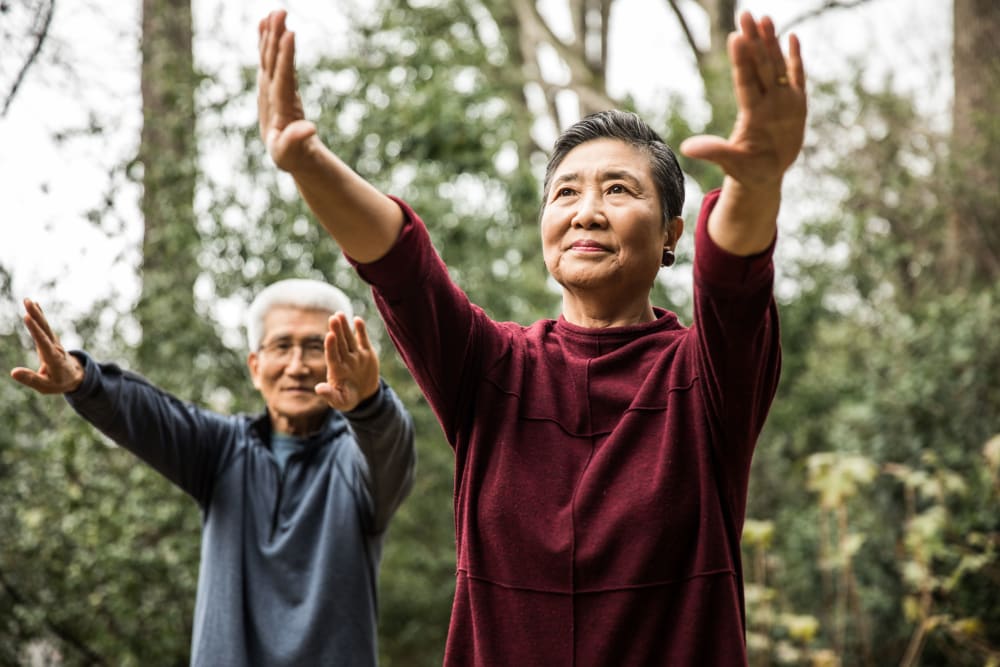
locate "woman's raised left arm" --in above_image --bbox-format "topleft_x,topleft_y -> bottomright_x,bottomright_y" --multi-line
680,11 -> 807,256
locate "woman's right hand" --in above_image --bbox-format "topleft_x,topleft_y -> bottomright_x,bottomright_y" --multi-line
9,299 -> 85,395
257,9 -> 320,174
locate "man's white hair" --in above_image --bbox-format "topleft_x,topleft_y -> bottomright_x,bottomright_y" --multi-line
246,278 -> 354,351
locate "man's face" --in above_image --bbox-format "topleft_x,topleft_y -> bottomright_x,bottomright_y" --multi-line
247,305 -> 331,436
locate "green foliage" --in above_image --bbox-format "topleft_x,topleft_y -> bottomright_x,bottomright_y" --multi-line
5,2 -> 999,665
743,70 -> 1000,665
1,270 -> 199,665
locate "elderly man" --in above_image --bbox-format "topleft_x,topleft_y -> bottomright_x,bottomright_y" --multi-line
10,278 -> 416,667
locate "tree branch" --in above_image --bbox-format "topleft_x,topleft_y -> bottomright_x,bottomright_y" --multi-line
666,0 -> 704,68
781,0 -> 876,35
2,0 -> 56,117
512,0 -> 616,110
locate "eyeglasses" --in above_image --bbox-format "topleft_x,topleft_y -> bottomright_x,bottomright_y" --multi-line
258,336 -> 326,362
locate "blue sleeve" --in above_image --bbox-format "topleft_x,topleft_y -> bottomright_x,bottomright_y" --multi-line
64,351 -> 239,508
343,380 -> 416,535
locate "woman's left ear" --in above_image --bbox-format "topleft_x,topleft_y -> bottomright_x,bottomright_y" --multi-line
661,216 -> 684,267
667,216 -> 684,246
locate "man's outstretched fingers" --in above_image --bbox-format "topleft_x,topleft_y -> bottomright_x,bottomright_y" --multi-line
354,318 -> 371,352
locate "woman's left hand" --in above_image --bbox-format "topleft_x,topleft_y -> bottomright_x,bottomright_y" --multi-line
680,11 -> 807,188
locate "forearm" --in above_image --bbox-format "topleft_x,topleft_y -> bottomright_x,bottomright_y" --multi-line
346,382 -> 416,533
290,136 -> 404,263
66,352 -> 226,504
707,176 -> 782,257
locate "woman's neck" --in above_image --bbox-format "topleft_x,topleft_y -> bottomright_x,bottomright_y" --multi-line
560,292 -> 656,329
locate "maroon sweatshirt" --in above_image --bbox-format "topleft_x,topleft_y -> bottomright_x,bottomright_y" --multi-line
352,189 -> 780,666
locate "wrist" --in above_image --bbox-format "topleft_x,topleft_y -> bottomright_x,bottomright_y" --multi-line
351,381 -> 383,413
286,135 -> 331,178
65,354 -> 86,394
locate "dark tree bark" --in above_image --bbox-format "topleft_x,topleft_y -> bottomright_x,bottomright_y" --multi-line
136,0 -> 212,391
949,0 -> 1000,285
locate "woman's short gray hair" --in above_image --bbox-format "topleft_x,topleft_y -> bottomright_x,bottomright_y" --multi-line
542,109 -> 685,224
246,279 -> 354,351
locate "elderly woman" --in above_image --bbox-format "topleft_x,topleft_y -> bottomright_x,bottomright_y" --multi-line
258,8 -> 805,666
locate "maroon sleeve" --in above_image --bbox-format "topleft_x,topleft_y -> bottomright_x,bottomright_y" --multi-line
346,196 -> 502,445
691,188 -> 782,507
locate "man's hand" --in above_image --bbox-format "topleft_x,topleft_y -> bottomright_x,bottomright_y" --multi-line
9,299 -> 85,395
315,313 -> 380,412
680,11 -> 807,188
258,9 -> 320,173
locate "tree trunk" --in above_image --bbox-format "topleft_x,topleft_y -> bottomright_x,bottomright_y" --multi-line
136,0 -> 206,390
697,0 -> 738,137
949,0 -> 1000,285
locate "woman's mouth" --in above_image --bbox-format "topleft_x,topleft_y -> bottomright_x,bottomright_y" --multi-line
570,240 -> 609,252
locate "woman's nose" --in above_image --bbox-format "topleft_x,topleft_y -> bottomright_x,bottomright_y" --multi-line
571,191 -> 607,228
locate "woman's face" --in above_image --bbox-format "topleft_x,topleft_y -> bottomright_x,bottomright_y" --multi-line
541,138 -> 670,304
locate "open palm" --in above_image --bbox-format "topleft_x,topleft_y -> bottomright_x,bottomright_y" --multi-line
257,9 -> 319,173
315,313 -> 380,412
680,12 -> 807,187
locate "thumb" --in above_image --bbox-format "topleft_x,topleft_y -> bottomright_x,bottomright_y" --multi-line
267,120 -> 318,161
277,119 -> 317,147
10,368 -> 54,394
314,382 -> 342,408
679,135 -> 735,168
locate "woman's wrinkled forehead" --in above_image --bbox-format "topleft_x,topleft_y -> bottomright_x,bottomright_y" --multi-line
543,138 -> 654,198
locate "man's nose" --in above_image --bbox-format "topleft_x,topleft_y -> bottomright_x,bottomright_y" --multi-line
284,347 -> 312,374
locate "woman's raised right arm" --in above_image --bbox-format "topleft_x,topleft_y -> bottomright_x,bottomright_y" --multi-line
257,9 -> 403,263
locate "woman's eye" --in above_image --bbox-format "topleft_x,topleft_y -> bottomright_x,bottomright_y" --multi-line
608,184 -> 626,194
556,187 -> 574,198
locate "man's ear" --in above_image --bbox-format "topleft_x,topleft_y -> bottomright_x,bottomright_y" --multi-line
247,352 -> 262,390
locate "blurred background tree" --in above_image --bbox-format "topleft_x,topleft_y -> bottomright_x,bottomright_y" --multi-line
1,0 -> 998,665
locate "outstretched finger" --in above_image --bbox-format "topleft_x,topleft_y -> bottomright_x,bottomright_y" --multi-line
22,311 -> 62,363
323,329 -> 340,372
788,33 -> 806,91
259,10 -> 286,76
728,30 -> 761,109
273,30 -> 298,115
335,312 -> 357,354
326,313 -> 351,363
24,299 -> 56,342
353,317 -> 372,353
258,16 -> 268,67
760,17 -> 788,85
739,12 -> 775,94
